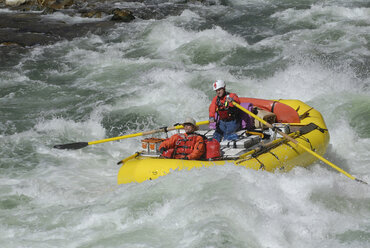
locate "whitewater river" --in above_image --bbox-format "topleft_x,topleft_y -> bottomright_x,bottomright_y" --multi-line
1,0 -> 369,247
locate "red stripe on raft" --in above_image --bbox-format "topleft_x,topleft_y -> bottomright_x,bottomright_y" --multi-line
240,98 -> 300,123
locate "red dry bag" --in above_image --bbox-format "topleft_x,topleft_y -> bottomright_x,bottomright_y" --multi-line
204,138 -> 221,160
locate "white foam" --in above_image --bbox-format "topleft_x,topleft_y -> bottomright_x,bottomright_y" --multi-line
179,9 -> 202,20
41,12 -> 111,25
272,5 -> 370,23
35,117 -> 105,140
0,8 -> 15,13
144,19 -> 247,57
253,62 -> 360,100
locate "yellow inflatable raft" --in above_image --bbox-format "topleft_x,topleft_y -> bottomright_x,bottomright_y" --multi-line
117,98 -> 330,184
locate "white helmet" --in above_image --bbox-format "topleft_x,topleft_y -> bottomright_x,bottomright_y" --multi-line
213,80 -> 225,91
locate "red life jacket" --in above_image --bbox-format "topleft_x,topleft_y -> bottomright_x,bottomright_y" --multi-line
216,92 -> 239,120
173,133 -> 200,159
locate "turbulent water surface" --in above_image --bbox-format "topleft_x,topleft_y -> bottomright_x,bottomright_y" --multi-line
1,0 -> 369,247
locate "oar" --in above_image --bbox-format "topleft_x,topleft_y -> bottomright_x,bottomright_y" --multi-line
54,120 -> 210,150
232,101 -> 368,184
117,151 -> 142,165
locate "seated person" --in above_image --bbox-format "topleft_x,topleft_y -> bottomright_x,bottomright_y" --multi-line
159,117 -> 205,160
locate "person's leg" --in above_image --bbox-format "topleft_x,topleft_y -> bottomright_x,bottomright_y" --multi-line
213,131 -> 223,142
213,120 -> 225,142
224,120 -> 240,140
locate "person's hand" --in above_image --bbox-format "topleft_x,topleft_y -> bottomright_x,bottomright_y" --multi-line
226,95 -> 233,102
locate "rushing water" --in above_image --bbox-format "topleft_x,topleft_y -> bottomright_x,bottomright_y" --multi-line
1,1 -> 369,247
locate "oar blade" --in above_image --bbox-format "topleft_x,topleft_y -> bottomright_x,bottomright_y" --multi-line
355,178 -> 368,185
53,142 -> 88,150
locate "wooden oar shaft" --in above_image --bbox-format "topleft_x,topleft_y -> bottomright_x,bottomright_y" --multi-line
88,127 -> 173,145
232,101 -> 366,183
55,120 -> 210,149
88,132 -> 144,145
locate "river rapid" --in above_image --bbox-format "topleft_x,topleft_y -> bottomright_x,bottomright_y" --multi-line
1,0 -> 369,247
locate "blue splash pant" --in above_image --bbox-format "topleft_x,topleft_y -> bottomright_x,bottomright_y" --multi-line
213,119 -> 240,142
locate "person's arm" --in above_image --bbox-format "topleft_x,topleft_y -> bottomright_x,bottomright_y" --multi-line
159,134 -> 178,153
209,96 -> 217,122
187,136 -> 205,160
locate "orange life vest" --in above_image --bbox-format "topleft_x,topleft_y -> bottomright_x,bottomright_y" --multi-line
159,133 -> 205,160
173,133 -> 201,159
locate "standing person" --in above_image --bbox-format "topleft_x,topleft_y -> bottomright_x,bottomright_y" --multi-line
209,79 -> 241,142
159,117 -> 205,160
